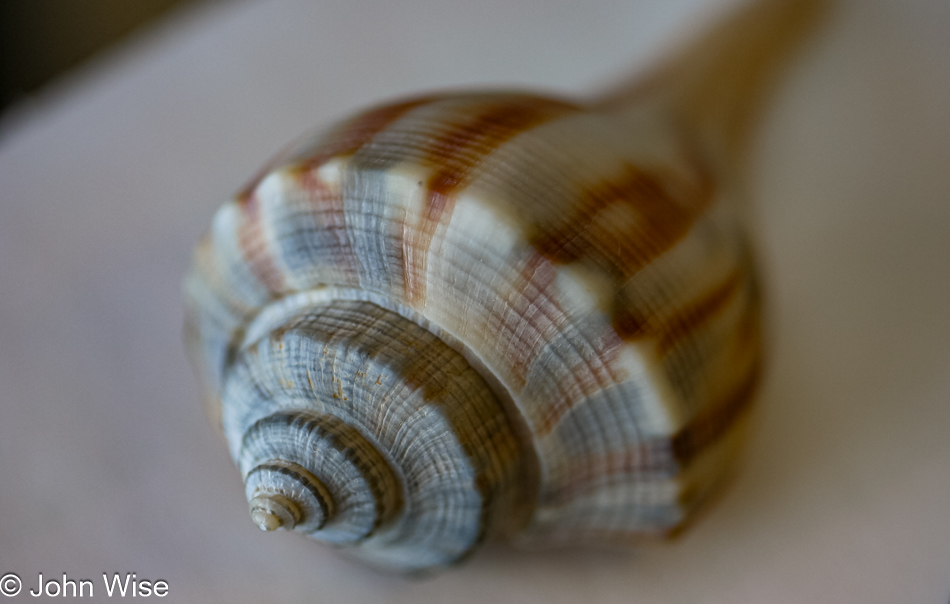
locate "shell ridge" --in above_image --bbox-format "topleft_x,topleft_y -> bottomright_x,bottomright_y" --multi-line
185,91 -> 767,569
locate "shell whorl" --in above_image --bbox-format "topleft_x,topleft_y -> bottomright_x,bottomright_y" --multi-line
223,296 -> 524,571
184,92 -> 762,571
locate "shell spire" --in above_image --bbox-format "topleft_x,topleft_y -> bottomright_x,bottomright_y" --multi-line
184,0 -> 823,574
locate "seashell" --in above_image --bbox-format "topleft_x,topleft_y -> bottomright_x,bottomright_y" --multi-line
183,0 -> 821,573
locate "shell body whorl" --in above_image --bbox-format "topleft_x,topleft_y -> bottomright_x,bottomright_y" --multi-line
184,91 -> 763,572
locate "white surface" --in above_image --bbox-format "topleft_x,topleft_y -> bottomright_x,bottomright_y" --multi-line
1,0 -> 949,602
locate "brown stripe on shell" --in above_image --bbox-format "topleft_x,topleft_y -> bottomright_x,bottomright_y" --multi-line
232,97 -> 443,295
541,348 -> 760,505
671,354 -> 761,466
492,252 -> 564,389
656,270 -> 743,355
616,269 -> 744,354
531,163 -> 713,281
525,162 -> 714,347
404,98 -> 579,305
513,160 -> 724,439
479,247 -> 633,437
237,193 -> 285,293
534,330 -> 626,437
237,96 -> 438,202
295,96 -> 440,173
533,269 -> 753,448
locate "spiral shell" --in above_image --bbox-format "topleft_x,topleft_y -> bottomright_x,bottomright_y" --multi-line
183,89 -> 762,572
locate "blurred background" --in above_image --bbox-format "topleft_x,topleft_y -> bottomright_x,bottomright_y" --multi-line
1,1 -> 948,603
0,0 -> 198,112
